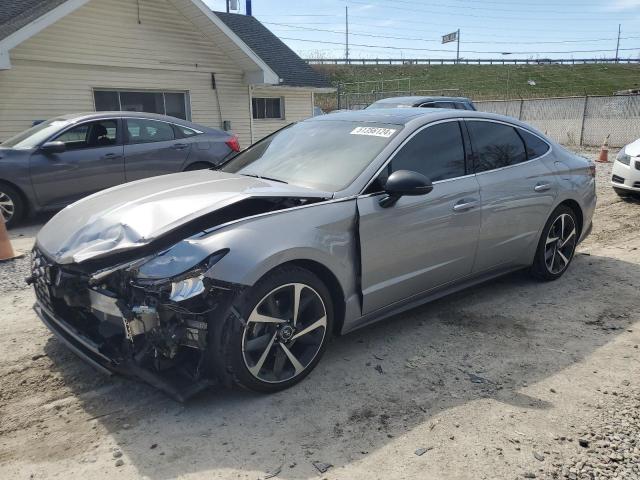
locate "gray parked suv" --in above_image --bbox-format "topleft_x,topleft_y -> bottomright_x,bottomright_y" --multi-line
0,112 -> 240,227
367,96 -> 476,111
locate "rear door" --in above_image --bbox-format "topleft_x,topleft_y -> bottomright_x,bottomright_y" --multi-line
357,120 -> 481,314
123,118 -> 192,181
466,119 -> 557,272
29,118 -> 124,207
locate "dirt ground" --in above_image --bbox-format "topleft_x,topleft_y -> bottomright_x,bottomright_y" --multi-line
1,148 -> 639,480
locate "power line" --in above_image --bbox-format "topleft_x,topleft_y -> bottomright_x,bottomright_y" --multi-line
357,0 -> 628,16
263,21 -> 640,46
278,36 -> 640,55
348,0 -> 628,21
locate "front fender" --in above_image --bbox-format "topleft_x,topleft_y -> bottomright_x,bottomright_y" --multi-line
194,199 -> 359,300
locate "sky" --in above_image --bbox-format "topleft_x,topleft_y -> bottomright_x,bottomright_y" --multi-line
202,0 -> 640,60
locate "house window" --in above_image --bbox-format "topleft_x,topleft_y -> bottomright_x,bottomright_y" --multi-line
94,90 -> 191,120
252,97 -> 284,120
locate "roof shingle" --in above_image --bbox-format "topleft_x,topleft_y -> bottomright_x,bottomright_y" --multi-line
215,12 -> 331,88
0,0 -> 67,42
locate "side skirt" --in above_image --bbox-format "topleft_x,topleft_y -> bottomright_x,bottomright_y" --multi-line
341,264 -> 524,335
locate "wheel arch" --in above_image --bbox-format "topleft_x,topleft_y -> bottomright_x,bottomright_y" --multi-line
280,259 -> 346,337
557,198 -> 583,237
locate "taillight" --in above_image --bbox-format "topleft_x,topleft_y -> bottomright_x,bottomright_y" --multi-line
225,135 -> 240,152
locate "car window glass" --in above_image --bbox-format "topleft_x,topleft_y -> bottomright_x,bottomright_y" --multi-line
420,103 -> 436,108
175,125 -> 199,137
1,119 -> 73,149
467,121 -> 527,172
54,120 -> 118,150
221,121 -> 402,192
434,102 -> 456,109
126,119 -> 175,144
518,128 -> 550,159
383,121 -> 466,184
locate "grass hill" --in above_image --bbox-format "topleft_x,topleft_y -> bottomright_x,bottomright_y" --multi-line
312,63 -> 640,110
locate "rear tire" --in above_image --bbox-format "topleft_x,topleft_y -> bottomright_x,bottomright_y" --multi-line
530,205 -> 578,281
212,265 -> 333,393
184,162 -> 213,171
0,183 -> 25,229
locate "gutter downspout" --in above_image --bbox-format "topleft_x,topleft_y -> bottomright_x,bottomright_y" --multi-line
212,73 -> 224,129
248,85 -> 255,144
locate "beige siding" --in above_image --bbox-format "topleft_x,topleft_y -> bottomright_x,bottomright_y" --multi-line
251,86 -> 313,141
0,0 -> 252,145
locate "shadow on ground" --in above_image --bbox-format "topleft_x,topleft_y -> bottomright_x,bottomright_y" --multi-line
31,251 -> 640,478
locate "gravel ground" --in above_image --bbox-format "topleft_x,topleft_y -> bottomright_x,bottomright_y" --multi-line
0,255 -> 31,293
547,385 -> 640,480
0,147 -> 639,480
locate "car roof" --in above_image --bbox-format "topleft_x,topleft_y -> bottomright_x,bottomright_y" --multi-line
311,107 -> 438,125
308,108 -> 550,135
371,96 -> 473,106
50,112 -> 220,133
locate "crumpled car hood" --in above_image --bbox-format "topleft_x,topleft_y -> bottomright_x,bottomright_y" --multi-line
36,170 -> 329,264
624,138 -> 640,157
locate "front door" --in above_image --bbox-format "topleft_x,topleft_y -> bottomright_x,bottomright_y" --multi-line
123,118 -> 192,181
465,119 -> 558,272
29,119 -> 125,207
357,120 -> 481,314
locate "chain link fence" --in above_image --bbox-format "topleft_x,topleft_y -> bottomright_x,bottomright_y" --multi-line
475,95 -> 640,147
333,82 -> 640,147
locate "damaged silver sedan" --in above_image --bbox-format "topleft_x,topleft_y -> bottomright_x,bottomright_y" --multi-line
29,108 -> 596,400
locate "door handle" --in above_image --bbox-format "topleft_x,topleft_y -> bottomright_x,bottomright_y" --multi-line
534,183 -> 551,192
453,199 -> 479,212
172,143 -> 188,150
101,153 -> 121,160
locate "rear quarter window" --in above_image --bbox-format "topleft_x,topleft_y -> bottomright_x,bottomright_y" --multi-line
518,129 -> 550,159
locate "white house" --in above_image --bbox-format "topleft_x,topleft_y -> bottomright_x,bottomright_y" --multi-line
0,0 -> 333,146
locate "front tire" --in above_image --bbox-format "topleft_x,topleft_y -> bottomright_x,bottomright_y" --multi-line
530,205 -> 578,281
214,265 -> 333,393
0,183 -> 25,229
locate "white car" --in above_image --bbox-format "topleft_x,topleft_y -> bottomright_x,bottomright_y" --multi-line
612,139 -> 640,196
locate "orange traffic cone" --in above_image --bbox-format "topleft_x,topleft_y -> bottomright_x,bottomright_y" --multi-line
0,215 -> 19,261
597,135 -> 610,163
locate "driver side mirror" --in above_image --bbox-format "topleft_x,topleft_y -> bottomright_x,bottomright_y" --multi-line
40,141 -> 66,155
379,170 -> 433,208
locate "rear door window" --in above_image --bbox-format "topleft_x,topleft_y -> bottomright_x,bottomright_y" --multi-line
467,121 -> 527,172
126,119 -> 175,144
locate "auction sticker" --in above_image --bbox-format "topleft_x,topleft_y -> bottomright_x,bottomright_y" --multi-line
350,126 -> 397,138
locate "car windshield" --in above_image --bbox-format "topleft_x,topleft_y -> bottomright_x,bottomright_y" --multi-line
1,118 -> 73,149
221,120 -> 402,191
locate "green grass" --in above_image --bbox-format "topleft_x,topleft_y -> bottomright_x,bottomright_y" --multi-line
313,63 -> 640,110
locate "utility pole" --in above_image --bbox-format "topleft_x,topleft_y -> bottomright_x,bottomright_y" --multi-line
226,0 -> 230,13
345,5 -> 349,64
456,29 -> 460,64
615,24 -> 621,63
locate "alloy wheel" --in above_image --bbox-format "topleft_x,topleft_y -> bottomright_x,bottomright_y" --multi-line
544,213 -> 577,275
242,283 -> 327,384
0,191 -> 14,224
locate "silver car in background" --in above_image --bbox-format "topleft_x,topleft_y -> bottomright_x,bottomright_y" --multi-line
30,108 -> 596,400
0,112 -> 240,227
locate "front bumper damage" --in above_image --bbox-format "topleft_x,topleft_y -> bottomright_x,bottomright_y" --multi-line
29,247 -> 240,402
